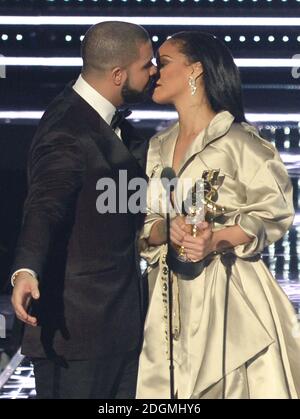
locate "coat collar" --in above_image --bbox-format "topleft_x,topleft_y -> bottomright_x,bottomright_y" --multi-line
158,111 -> 235,174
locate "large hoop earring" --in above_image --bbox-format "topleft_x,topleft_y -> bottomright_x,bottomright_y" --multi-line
188,76 -> 197,96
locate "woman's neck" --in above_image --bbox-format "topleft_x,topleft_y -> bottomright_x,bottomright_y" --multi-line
175,99 -> 217,139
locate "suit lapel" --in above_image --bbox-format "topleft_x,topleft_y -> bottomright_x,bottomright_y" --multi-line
66,86 -> 146,179
94,116 -> 146,180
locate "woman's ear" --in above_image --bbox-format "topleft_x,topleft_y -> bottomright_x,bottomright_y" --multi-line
111,67 -> 127,86
192,62 -> 203,81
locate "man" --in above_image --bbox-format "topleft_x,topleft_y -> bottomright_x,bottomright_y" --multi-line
10,21 -> 156,399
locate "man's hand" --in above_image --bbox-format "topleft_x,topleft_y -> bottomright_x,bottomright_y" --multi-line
181,221 -> 213,262
11,272 -> 40,326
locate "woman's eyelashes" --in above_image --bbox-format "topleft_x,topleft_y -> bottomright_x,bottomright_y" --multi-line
158,61 -> 167,69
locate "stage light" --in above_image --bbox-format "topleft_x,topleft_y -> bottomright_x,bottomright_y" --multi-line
239,36 -> 246,42
247,114 -> 300,122
254,36 -> 260,42
283,36 -> 289,42
80,35 -> 84,41
224,36 -> 231,42
1,57 -> 300,69
284,127 -> 291,135
268,36 -> 275,42
1,34 -> 8,41
297,36 -> 300,42
0,57 -> 82,66
1,111 -> 300,123
284,140 -> 290,149
152,35 -> 159,42
16,34 -> 23,41
65,35 -> 72,42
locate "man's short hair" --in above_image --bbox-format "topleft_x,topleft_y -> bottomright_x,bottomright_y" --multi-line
81,21 -> 150,74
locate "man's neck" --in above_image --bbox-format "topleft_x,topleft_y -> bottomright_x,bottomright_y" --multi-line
81,73 -> 121,107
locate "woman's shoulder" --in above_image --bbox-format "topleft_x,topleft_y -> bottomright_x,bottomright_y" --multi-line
217,121 -> 278,166
149,121 -> 178,145
146,121 -> 179,177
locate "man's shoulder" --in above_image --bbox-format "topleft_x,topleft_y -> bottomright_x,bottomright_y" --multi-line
34,86 -> 98,141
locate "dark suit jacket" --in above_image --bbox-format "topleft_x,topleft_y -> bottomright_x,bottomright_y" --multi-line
12,84 -> 148,360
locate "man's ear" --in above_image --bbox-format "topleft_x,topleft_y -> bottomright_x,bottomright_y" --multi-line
111,67 -> 127,86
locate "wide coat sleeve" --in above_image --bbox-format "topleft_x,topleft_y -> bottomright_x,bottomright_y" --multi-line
139,135 -> 168,267
219,124 -> 294,258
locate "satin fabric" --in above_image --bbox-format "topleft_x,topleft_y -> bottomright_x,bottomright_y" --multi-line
137,111 -> 300,399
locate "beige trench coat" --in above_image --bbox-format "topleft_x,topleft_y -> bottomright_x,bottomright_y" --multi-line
136,111 -> 300,399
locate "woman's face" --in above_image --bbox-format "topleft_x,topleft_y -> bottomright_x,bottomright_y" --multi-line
153,40 -> 193,105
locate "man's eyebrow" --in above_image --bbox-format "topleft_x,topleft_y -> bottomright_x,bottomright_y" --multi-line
143,59 -> 154,68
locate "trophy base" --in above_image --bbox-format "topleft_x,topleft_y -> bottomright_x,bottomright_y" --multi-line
167,246 -> 207,280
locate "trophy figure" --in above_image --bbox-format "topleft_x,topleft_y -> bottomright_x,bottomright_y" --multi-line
167,169 -> 226,278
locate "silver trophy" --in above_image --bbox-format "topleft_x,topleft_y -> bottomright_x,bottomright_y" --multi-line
168,169 -> 226,278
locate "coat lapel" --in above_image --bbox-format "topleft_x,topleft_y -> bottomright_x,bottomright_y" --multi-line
158,111 -> 235,177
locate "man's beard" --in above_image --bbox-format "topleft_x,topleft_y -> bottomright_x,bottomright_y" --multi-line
121,76 -> 156,104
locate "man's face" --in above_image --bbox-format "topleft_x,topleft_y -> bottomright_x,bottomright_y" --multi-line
121,41 -> 157,104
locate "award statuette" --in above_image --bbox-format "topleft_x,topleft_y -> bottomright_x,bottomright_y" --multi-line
167,169 -> 226,278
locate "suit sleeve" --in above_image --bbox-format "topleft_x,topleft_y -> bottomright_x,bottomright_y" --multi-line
11,132 -> 86,278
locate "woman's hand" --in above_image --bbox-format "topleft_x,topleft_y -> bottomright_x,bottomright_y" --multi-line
181,221 -> 214,262
170,216 -> 191,247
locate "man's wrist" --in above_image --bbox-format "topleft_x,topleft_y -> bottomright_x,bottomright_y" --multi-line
11,269 -> 38,287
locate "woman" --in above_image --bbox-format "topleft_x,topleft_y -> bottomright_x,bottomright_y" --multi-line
136,31 -> 300,399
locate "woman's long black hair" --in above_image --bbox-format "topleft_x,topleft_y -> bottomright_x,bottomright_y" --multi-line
169,31 -> 246,122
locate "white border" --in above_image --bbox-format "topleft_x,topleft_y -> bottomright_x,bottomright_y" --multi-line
0,16 -> 300,26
